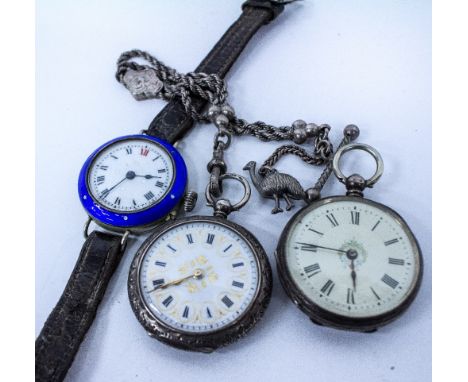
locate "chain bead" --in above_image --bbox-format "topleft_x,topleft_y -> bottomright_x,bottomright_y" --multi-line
343,124 -> 360,141
292,119 -> 307,129
292,120 -> 307,144
305,123 -> 319,137
305,187 -> 321,202
207,105 -> 221,121
214,114 -> 229,129
221,104 -> 235,120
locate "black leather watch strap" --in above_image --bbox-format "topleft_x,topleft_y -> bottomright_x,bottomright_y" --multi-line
146,0 -> 288,143
35,231 -> 123,382
36,3 -> 290,381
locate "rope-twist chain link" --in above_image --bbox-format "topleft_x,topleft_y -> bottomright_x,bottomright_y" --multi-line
115,49 -> 333,148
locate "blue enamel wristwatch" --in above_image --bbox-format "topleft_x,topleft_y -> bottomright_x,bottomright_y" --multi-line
78,134 -> 188,232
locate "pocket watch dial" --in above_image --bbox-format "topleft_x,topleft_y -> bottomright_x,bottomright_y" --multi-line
87,138 -> 174,212
138,220 -> 260,333
283,198 -> 421,319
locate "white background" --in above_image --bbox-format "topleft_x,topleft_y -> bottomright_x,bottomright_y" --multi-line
36,1 -> 431,381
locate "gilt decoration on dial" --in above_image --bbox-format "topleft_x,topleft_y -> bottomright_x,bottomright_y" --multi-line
129,216 -> 272,351
139,220 -> 259,332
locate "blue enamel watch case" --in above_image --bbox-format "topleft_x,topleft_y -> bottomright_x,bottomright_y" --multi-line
78,134 -> 188,231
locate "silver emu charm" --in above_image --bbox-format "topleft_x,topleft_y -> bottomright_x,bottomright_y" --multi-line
243,161 -> 305,214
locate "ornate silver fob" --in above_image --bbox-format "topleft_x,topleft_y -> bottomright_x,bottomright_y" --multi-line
275,143 -> 423,332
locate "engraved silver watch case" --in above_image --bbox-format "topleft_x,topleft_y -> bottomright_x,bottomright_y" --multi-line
128,175 -> 273,352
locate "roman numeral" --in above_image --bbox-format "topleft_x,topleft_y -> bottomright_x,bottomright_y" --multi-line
371,220 -> 381,231
381,274 -> 399,289
100,189 -> 110,199
308,228 -> 323,236
140,147 -> 149,156
304,263 -> 321,277
96,175 -> 105,185
132,199 -> 137,206
232,281 -> 244,288
297,242 -> 317,252
384,238 -> 399,246
126,147 -> 132,154
167,244 -> 176,252
370,287 -> 381,300
186,234 -> 194,244
351,211 -> 360,225
206,307 -> 212,318
152,278 -> 164,287
110,155 -> 118,160
155,261 -> 166,267
326,213 -> 339,227
152,155 -> 160,161
388,258 -> 405,266
162,295 -> 173,307
155,181 -> 164,188
144,191 -> 154,200
221,295 -> 234,308
206,233 -> 215,244
347,288 -> 355,304
157,169 -> 166,173
232,262 -> 244,268
223,244 -> 233,252
114,197 -> 121,205
320,279 -> 335,296
182,306 -> 189,318
100,165 -> 108,171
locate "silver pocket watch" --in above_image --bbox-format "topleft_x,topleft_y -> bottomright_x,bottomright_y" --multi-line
275,143 -> 423,332
128,173 -> 272,352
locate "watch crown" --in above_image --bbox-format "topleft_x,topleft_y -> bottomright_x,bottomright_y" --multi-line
183,191 -> 198,212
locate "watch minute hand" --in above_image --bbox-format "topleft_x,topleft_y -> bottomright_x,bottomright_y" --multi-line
296,243 -> 347,254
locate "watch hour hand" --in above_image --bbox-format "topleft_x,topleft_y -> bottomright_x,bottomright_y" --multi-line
346,250 -> 358,291
134,174 -> 162,179
350,259 -> 357,291
148,269 -> 204,293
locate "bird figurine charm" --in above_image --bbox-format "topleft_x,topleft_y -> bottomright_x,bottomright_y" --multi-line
243,161 -> 306,214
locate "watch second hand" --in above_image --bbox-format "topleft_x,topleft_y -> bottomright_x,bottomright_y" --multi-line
148,269 -> 204,293
296,243 -> 347,254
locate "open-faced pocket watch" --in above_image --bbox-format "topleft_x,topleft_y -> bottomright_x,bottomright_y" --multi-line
275,143 -> 423,332
128,173 -> 272,352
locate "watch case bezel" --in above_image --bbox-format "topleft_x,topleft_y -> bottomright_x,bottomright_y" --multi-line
128,215 -> 273,353
276,195 -> 423,332
78,134 -> 187,229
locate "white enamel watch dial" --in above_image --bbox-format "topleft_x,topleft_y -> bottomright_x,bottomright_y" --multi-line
138,220 -> 261,333
282,197 -> 421,320
87,138 -> 174,212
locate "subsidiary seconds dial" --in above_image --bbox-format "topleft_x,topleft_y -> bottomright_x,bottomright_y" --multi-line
277,196 -> 422,331
87,137 -> 174,212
